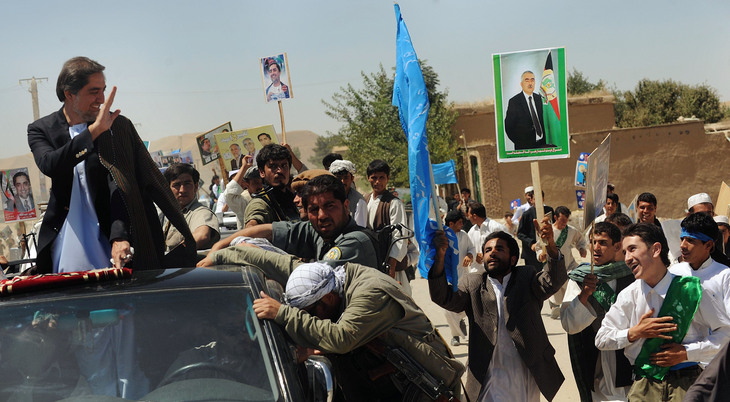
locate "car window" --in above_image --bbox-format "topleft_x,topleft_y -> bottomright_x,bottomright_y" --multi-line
0,287 -> 282,401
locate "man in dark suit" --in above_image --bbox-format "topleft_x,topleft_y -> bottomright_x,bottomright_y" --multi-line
504,71 -> 547,150
27,56 -> 194,273
11,171 -> 34,212
429,219 -> 566,401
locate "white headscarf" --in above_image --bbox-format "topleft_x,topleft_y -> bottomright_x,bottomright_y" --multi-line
285,262 -> 346,308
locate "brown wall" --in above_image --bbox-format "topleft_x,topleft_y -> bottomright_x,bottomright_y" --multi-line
454,100 -> 730,220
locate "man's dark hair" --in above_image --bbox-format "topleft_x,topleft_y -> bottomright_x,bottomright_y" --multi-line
623,223 -> 670,266
366,159 -> 390,177
637,192 -> 657,207
681,213 -> 719,248
606,212 -> 632,228
594,221 -> 621,244
257,132 -> 271,141
12,171 -> 29,186
256,144 -> 292,168
322,153 -> 342,170
461,188 -> 471,195
56,57 -> 105,102
555,206 -> 571,218
483,231 -> 519,261
445,210 -> 464,226
164,163 -> 200,184
300,174 -> 347,209
467,200 -> 486,219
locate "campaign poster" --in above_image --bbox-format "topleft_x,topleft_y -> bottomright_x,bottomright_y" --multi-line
197,122 -> 233,166
576,190 -> 586,209
260,53 -> 292,103
150,150 -> 164,168
177,150 -> 194,165
583,134 -> 611,228
493,47 -> 569,163
510,198 -> 521,211
1,168 -> 38,223
214,125 -> 279,172
575,152 -> 589,187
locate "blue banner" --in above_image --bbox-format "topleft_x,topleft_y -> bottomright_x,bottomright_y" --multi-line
432,160 -> 458,185
393,4 -> 458,289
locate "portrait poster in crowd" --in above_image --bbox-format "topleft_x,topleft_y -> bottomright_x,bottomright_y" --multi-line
197,122 -> 232,166
150,150 -> 164,168
214,125 -> 278,172
260,53 -> 292,103
576,190 -> 586,209
583,134 -> 611,228
492,47 -> 569,163
510,198 -> 521,210
1,168 -> 37,223
575,152 -> 589,187
177,150 -> 194,165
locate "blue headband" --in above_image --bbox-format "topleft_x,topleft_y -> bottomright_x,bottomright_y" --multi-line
680,228 -> 714,243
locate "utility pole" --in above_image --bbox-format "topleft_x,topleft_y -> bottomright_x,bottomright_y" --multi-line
19,77 -> 49,204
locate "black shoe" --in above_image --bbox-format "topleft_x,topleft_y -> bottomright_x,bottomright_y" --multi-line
450,336 -> 460,347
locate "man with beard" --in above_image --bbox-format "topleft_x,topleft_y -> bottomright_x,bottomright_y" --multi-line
242,144 -> 299,226
428,218 -> 567,401
596,223 -> 730,401
560,222 -> 634,401
201,174 -> 376,268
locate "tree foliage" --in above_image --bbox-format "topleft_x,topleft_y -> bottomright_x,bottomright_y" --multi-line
567,68 -> 606,95
322,62 -> 459,187
308,134 -> 345,167
614,79 -> 725,128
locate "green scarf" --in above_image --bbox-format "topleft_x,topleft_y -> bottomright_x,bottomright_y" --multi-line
633,275 -> 702,381
568,261 -> 633,284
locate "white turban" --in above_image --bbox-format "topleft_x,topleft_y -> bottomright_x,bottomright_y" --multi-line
329,160 -> 356,175
285,262 -> 346,309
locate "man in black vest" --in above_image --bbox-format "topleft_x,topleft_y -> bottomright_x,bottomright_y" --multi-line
242,144 -> 299,226
560,222 -> 634,401
364,160 -> 411,295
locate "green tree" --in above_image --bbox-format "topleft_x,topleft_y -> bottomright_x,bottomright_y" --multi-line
308,134 -> 345,167
615,79 -> 725,127
322,62 -> 458,187
567,68 -> 606,95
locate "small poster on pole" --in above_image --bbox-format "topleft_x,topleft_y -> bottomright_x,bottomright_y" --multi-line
575,152 -> 589,187
260,53 -> 292,103
196,122 -> 233,165
1,168 -> 38,223
492,47 -> 569,163
583,134 -> 611,228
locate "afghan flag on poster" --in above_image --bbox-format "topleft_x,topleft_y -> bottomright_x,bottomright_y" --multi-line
541,50 -> 561,146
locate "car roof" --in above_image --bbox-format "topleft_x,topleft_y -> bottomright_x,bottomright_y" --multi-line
0,266 -> 266,306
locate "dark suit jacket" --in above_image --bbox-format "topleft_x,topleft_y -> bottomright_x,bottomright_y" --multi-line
27,108 -> 194,272
15,197 -> 35,212
505,91 -> 546,150
429,256 -> 567,401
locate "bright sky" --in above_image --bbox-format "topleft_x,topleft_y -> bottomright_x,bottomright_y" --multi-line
1,0 -> 727,159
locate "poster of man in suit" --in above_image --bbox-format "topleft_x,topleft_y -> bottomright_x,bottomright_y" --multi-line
214,125 -> 278,172
2,167 -> 37,222
493,47 -> 569,162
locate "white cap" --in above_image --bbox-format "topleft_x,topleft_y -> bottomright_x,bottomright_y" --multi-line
688,193 -> 712,210
329,160 -> 356,175
715,215 -> 730,226
524,186 -> 534,194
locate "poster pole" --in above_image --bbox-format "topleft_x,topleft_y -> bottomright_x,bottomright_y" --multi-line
590,221 -> 595,275
218,158 -> 228,186
530,162 -> 544,223
278,101 -> 287,143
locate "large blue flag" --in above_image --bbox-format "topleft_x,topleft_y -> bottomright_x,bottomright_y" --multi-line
432,160 -> 458,185
392,4 -> 458,289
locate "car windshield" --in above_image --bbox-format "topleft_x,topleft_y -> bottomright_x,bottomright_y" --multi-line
0,286 -> 282,401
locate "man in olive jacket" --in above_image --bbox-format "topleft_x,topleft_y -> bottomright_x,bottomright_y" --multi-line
429,219 -> 566,401
203,246 -> 464,401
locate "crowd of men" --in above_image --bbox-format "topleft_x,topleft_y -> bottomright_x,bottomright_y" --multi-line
21,56 -> 730,401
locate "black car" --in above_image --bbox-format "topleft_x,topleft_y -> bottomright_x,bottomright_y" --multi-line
0,266 -> 333,401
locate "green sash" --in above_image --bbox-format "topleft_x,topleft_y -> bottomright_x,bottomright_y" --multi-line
593,282 -> 616,311
633,276 -> 702,381
555,226 -> 569,249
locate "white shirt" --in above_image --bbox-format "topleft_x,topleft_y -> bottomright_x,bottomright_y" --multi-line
479,273 -> 540,401
670,258 -> 730,320
455,229 -> 476,276
467,218 -> 510,272
537,224 -> 586,271
561,279 -> 630,401
214,191 -> 227,214
223,180 -> 249,229
511,203 -> 531,227
595,271 -> 730,367
366,193 -> 407,262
